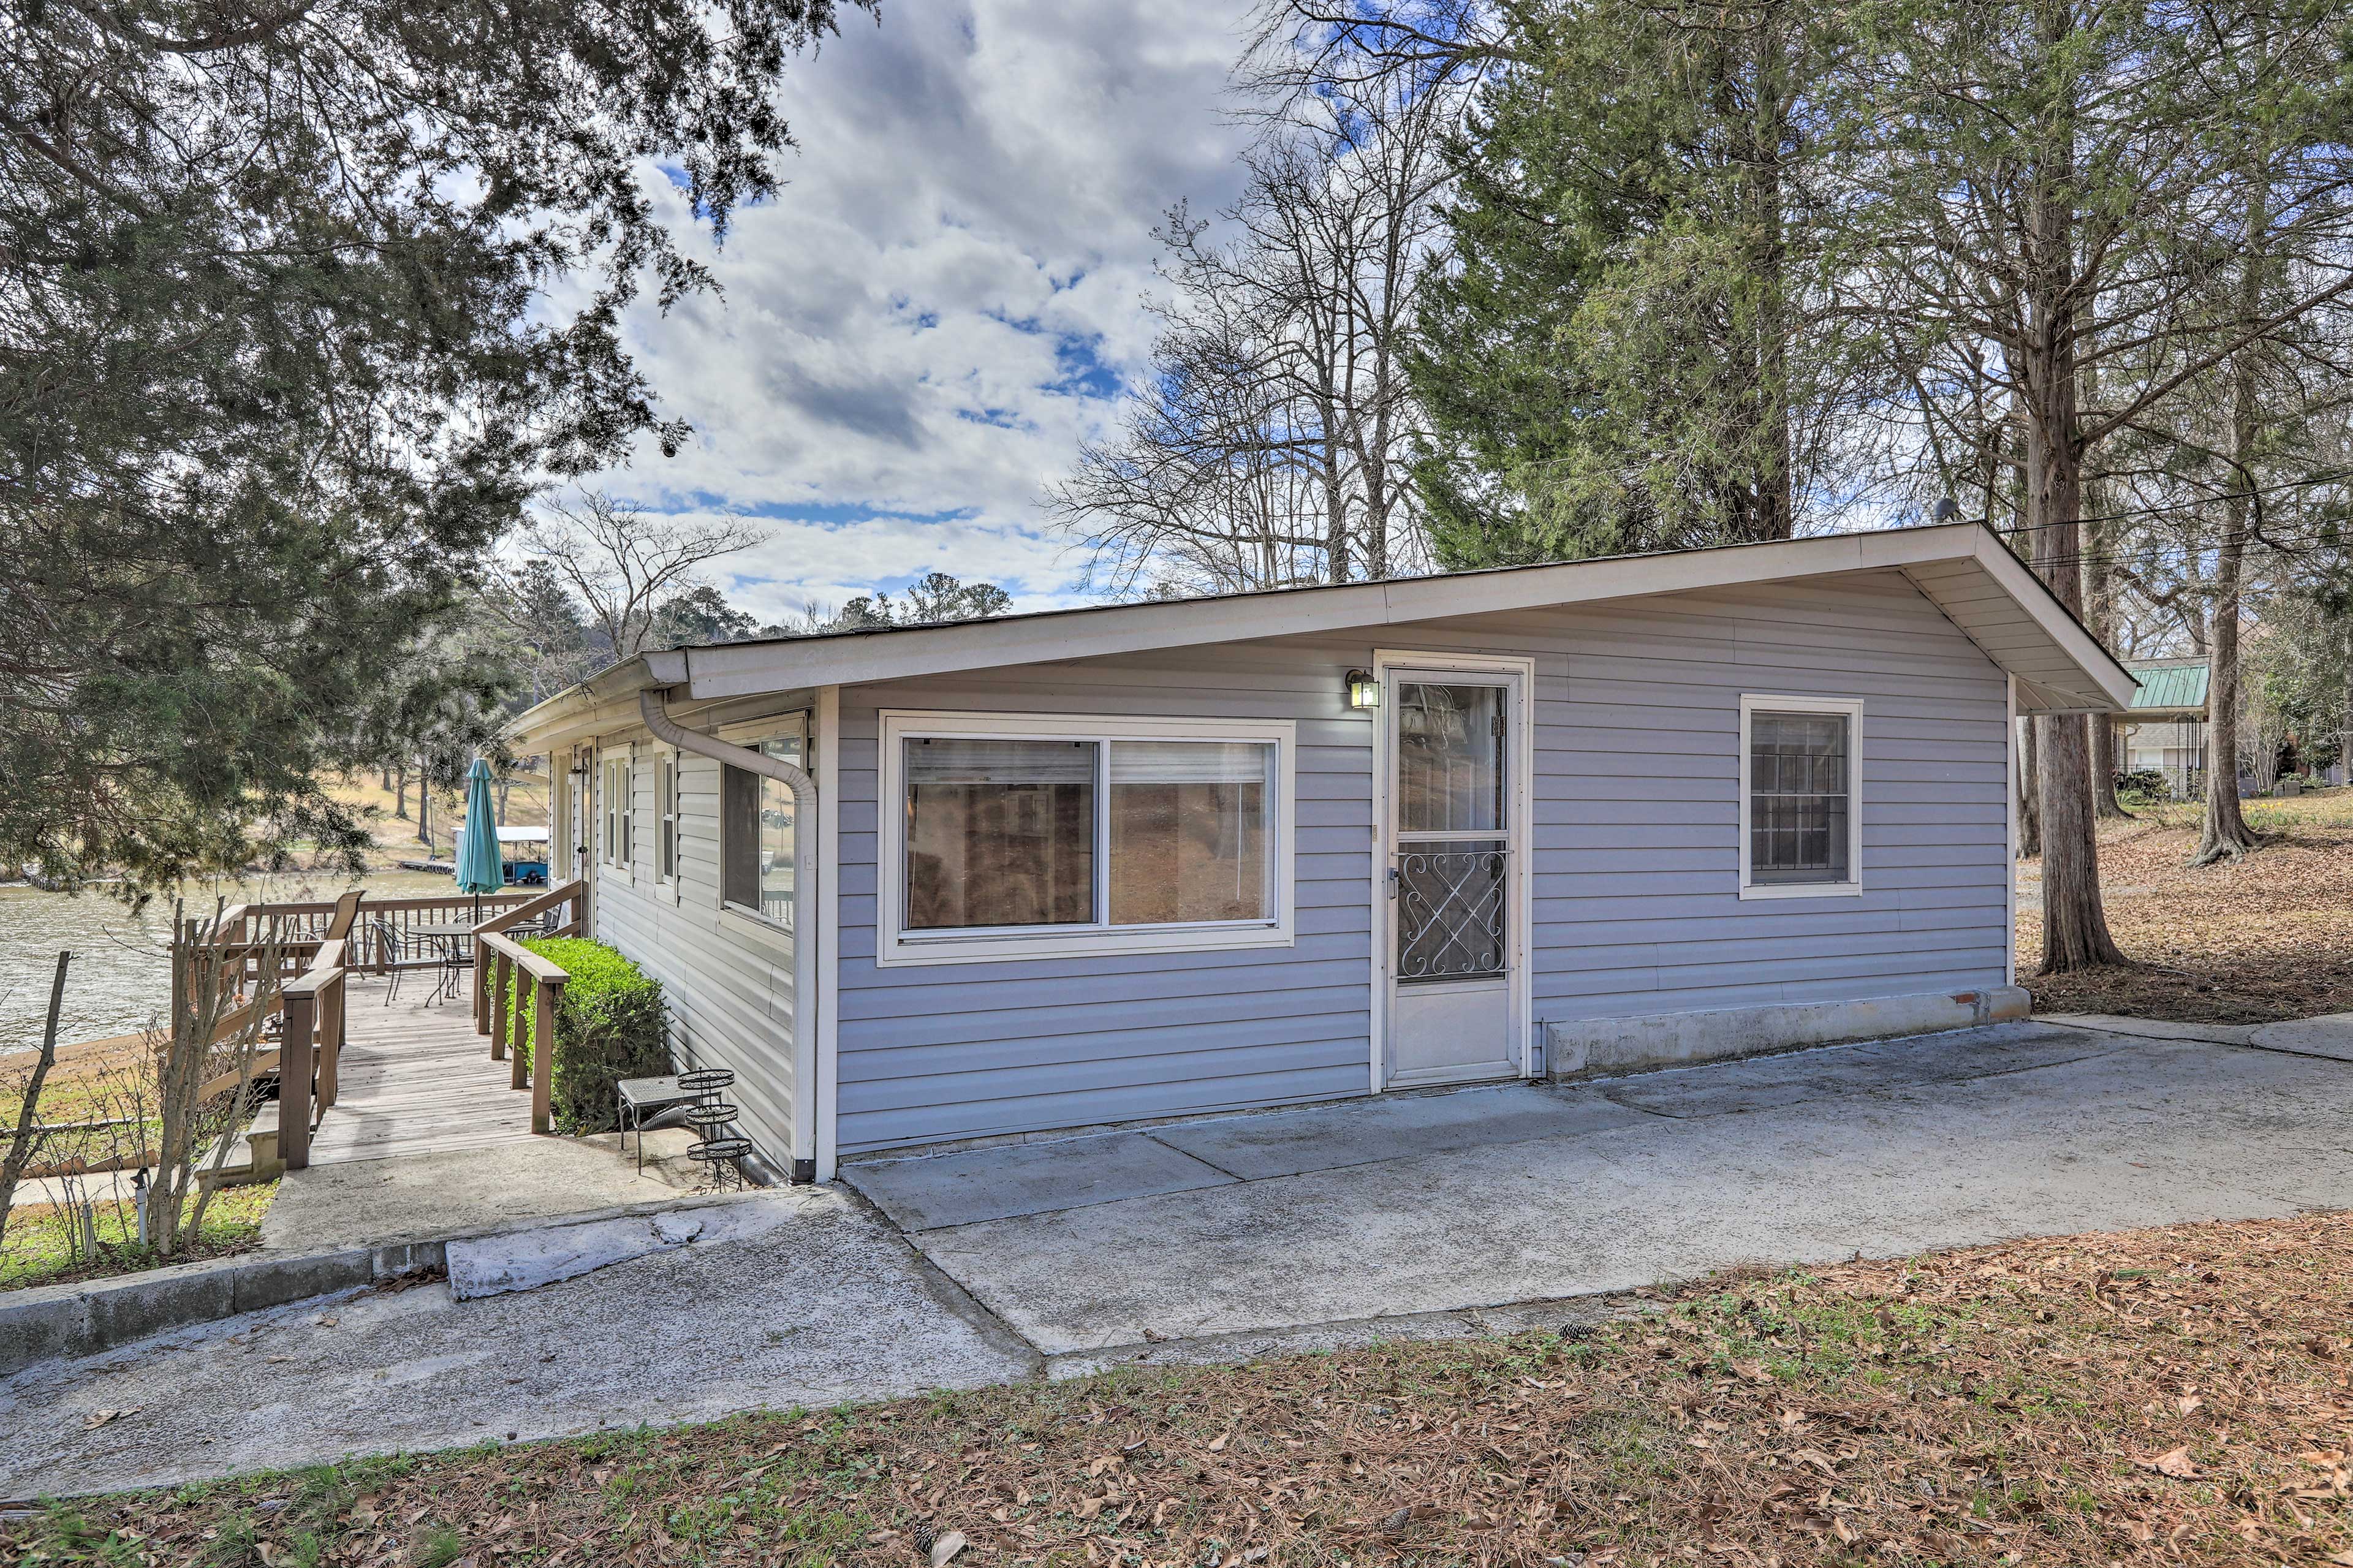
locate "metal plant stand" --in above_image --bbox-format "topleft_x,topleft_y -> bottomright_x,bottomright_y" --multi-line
677,1067 -> 748,1189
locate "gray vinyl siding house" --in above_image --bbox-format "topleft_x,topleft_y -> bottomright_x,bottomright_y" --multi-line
510,524 -> 2135,1183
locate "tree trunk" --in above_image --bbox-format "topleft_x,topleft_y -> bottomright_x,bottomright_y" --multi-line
2018,716 -> 2042,858
393,763 -> 410,820
1321,415 -> 1351,586
2020,2 -> 2122,974
2194,175 -> 2267,865
0,954 -> 69,1251
1748,2 -> 1794,542
2025,458 -> 2118,972
2078,369 -> 2131,820
417,769 -> 434,852
2090,716 -> 2127,817
2341,627 -> 2352,786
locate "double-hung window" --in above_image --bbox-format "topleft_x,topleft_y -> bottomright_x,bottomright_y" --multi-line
721,719 -> 808,931
1738,694 -> 1863,898
878,711 -> 1295,964
600,754 -> 632,869
656,752 -> 680,886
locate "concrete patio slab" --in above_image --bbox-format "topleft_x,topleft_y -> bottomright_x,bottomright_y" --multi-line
1146,1081 -> 1654,1180
2249,1013 -> 2353,1063
262,1135 -> 708,1254
846,1128 -> 1237,1231
12,1013 -> 2349,1502
1,1187 -> 1034,1501
909,1026 -> 2353,1355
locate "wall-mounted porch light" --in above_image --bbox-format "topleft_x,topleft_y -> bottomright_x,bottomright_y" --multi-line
1345,669 -> 1380,710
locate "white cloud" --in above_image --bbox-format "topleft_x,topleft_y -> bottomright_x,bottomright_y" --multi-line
588,0 -> 1258,617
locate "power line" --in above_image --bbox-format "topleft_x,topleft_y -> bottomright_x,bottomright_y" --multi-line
1980,466 -> 2353,532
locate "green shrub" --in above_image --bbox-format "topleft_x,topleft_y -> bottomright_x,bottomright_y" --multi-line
2113,767 -> 2170,805
500,937 -> 669,1135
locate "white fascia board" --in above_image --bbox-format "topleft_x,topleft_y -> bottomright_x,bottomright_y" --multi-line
1963,532 -> 2139,711
681,527 -> 1972,701
658,521 -> 2132,715
507,659 -> 659,751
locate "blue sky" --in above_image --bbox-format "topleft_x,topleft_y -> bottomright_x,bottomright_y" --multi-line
589,0 -> 1261,620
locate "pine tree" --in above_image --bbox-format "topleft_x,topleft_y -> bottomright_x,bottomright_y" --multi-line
1409,0 -> 1851,566
1,0 -> 865,893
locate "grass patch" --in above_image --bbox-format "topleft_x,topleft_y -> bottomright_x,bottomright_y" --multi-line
8,1210 -> 2351,1564
0,1180 -> 276,1293
2019,785 -> 2353,1021
0,1031 -> 153,1131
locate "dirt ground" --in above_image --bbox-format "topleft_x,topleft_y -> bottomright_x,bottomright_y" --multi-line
2018,787 -> 2353,1023
11,1210 -> 2350,1566
324,769 -> 550,862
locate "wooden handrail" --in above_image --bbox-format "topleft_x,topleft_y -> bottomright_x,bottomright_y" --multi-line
476,930 -> 567,981
276,937 -> 350,1170
282,937 -> 349,998
472,909 -> 575,1137
235,892 -> 545,917
471,879 -> 585,1036
471,878 -> 585,938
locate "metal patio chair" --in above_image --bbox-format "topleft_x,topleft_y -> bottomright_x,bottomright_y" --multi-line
368,916 -> 409,1006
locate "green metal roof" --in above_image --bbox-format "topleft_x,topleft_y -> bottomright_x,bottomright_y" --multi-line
2123,659 -> 2209,714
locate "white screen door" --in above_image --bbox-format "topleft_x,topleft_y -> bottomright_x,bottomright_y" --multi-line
1380,659 -> 1526,1086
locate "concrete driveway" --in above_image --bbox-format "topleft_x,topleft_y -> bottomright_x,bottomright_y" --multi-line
1,1186 -> 1033,1501
846,1020 -> 2353,1356
8,1017 -> 2349,1501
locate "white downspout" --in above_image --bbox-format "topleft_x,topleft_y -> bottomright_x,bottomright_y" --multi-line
639,685 -> 822,1183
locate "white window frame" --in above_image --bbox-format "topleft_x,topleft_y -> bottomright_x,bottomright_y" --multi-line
1738,694 -> 1865,900
599,753 -> 632,871
877,708 -> 1297,967
656,749 -> 680,888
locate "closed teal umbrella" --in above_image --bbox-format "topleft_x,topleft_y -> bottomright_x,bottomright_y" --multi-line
457,758 -> 505,920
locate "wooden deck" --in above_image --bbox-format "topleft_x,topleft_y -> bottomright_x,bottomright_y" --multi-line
305,974 -> 536,1165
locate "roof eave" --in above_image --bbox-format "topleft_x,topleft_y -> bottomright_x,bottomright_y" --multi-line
503,523 -> 2140,743
675,525 -> 2032,700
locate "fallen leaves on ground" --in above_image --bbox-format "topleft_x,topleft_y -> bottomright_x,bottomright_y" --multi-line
12,1211 -> 2353,1566
2021,787 -> 2353,1022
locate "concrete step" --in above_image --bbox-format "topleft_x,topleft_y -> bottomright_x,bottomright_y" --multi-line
199,1105 -> 284,1191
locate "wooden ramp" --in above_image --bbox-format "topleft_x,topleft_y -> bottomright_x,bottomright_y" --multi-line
306,975 -> 534,1165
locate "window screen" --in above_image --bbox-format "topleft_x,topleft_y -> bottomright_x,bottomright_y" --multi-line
723,733 -> 805,926
1748,711 -> 1851,884
1108,741 -> 1273,925
904,738 -> 1096,930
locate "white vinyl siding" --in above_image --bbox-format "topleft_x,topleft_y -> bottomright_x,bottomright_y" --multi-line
588,721 -> 803,1168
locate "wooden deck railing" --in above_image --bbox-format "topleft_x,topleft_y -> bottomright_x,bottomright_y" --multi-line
216,891 -> 546,975
157,882 -> 585,1159
471,880 -> 586,1137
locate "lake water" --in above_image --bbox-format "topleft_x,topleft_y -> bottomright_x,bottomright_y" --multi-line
0,870 -> 467,1054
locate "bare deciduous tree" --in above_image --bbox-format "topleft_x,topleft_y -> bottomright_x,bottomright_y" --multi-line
514,493 -> 761,665
1049,59 -> 1448,594
1841,0 -> 2353,968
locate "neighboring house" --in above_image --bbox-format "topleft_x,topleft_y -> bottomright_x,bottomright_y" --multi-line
507,522 -> 2135,1182
2119,657 -> 2209,798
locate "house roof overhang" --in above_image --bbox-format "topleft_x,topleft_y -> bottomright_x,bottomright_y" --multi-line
507,522 -> 2138,751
